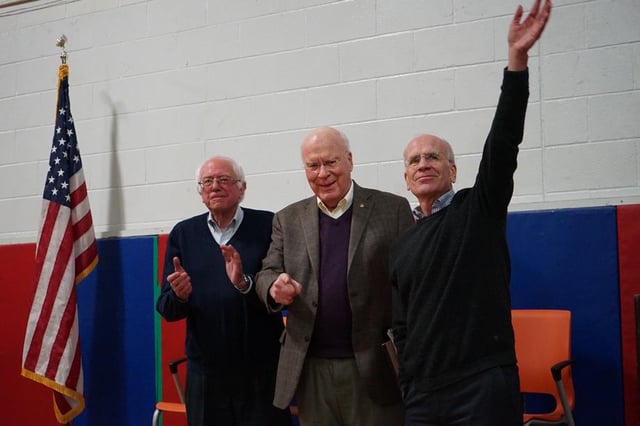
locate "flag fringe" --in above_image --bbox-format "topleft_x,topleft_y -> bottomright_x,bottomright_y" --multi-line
75,256 -> 98,284
21,368 -> 85,423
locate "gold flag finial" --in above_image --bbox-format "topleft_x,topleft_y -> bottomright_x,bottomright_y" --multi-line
56,34 -> 67,64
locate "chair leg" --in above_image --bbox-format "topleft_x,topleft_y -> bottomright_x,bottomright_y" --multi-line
556,383 -> 575,426
152,408 -> 160,426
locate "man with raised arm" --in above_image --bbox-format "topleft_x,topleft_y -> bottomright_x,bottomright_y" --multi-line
390,1 -> 552,424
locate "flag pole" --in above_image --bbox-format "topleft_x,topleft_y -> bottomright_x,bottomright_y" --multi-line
58,34 -> 73,426
58,35 -> 69,426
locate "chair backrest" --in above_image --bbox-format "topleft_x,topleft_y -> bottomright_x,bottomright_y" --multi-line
512,309 -> 575,417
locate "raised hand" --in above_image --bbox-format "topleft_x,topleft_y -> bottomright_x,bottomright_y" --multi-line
220,244 -> 246,290
508,0 -> 552,71
168,256 -> 192,301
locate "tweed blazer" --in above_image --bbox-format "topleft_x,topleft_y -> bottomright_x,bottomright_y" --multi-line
256,182 -> 414,409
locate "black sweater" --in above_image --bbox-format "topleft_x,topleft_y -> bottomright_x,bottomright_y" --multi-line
156,208 -> 283,377
390,69 -> 529,392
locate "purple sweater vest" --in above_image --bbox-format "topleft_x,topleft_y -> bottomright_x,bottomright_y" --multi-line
307,206 -> 354,358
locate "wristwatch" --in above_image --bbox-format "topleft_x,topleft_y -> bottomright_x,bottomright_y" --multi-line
237,274 -> 252,291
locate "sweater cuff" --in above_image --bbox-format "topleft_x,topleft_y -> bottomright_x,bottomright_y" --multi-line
502,67 -> 529,91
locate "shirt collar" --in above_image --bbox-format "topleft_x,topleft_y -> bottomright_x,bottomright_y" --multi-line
317,181 -> 354,219
208,206 -> 243,233
413,189 -> 455,220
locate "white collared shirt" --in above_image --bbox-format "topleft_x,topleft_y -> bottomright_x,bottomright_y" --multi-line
207,207 -> 244,245
317,181 -> 354,219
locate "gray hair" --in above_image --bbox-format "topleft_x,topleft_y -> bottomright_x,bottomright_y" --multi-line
195,156 -> 246,195
403,134 -> 456,166
442,138 -> 455,164
337,129 -> 350,150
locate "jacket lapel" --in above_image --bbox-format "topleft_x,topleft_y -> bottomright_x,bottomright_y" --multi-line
300,197 -> 320,279
348,183 -> 373,271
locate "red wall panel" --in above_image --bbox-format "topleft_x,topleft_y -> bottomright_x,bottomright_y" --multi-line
157,234 -> 188,425
617,205 -> 640,426
0,243 -> 59,425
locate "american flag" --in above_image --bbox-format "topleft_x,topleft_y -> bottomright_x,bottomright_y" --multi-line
21,64 -> 98,424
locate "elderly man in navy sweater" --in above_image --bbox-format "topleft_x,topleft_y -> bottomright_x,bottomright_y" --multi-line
390,1 -> 552,425
156,156 -> 290,426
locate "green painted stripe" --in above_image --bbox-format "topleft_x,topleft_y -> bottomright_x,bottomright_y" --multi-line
152,235 -> 163,426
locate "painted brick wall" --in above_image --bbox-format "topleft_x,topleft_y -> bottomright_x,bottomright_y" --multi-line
0,0 -> 638,244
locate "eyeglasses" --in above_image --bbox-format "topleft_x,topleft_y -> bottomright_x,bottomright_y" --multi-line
198,176 -> 240,189
304,158 -> 340,173
405,152 -> 449,168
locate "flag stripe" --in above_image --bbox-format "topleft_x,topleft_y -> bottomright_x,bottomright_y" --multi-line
24,208 -> 68,368
46,287 -> 76,378
69,174 -> 87,207
55,392 -> 73,416
72,206 -> 93,238
33,201 -> 60,287
23,201 -> 59,357
76,242 -> 98,282
64,322 -> 82,388
26,213 -> 73,371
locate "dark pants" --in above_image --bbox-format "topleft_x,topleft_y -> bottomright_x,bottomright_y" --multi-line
186,368 -> 291,426
404,365 -> 522,426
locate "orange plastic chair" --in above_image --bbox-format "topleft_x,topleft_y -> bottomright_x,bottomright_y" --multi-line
152,357 -> 187,426
512,309 -> 576,426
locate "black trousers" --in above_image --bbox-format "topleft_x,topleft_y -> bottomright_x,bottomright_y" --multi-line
185,368 -> 291,426
403,365 -> 522,426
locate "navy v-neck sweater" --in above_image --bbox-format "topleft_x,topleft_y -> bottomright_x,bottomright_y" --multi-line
156,208 -> 282,377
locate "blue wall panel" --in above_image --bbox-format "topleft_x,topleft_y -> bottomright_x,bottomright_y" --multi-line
507,207 -> 623,425
74,236 -> 156,426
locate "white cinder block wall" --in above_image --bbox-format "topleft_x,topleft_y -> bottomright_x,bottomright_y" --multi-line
0,0 -> 638,244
